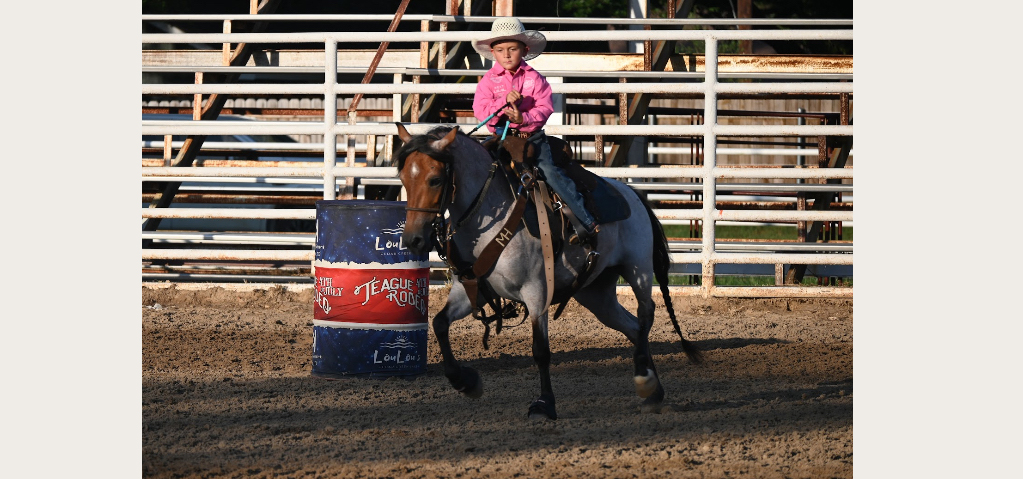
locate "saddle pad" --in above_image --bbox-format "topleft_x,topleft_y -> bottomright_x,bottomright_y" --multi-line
499,135 -> 631,226
544,136 -> 631,225
563,162 -> 631,225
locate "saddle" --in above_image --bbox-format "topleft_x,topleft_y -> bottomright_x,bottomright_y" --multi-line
462,135 -> 622,347
489,135 -> 632,240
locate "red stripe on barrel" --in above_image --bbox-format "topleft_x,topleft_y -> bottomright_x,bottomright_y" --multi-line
314,267 -> 430,324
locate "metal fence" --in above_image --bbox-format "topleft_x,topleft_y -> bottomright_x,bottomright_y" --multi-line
142,14 -> 853,298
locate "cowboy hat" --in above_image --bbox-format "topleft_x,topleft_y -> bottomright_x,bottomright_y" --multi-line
473,17 -> 547,61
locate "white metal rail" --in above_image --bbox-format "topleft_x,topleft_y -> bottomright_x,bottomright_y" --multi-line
142,18 -> 853,297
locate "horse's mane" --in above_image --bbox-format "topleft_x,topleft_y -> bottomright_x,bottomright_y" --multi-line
393,126 -> 463,171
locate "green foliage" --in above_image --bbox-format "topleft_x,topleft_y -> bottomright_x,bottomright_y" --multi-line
142,1 -> 450,15
681,0 -> 853,55
559,0 -> 630,18
660,274 -> 850,287
663,224 -> 852,242
556,0 -> 679,19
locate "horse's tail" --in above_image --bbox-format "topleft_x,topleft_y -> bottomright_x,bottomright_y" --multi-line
634,187 -> 704,364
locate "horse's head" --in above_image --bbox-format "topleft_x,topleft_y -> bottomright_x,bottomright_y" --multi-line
394,123 -> 459,255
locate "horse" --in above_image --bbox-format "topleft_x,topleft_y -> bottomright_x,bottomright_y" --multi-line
393,123 -> 702,420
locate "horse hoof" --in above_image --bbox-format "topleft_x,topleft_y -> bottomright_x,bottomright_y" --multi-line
455,366 -> 484,399
639,386 -> 666,413
634,368 -> 658,398
528,412 -> 553,422
527,396 -> 557,421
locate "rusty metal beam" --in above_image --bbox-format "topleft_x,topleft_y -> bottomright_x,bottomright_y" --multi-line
143,50 -> 852,74
346,0 -> 410,116
493,0 -> 512,16
604,0 -> 695,167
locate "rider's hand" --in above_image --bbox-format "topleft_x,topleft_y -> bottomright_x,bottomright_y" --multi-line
503,102 -> 523,124
505,90 -> 522,105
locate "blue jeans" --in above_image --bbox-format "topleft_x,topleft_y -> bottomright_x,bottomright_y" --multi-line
527,131 -> 597,231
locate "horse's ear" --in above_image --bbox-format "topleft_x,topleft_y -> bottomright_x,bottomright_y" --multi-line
430,127 -> 459,151
395,123 -> 412,143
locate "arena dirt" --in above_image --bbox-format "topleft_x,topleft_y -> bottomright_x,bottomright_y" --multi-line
142,284 -> 852,478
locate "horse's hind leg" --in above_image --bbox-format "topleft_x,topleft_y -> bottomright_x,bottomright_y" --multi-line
432,282 -> 482,398
573,268 -> 666,408
620,267 -> 667,408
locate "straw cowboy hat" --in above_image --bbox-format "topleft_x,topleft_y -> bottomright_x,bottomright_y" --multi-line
473,17 -> 547,61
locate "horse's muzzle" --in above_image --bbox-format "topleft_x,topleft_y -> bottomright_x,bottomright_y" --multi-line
403,230 -> 431,255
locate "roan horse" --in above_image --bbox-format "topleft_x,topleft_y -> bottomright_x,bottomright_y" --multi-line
394,124 -> 702,420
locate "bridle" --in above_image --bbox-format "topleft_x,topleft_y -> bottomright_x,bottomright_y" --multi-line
404,147 -> 513,267
404,155 -> 455,252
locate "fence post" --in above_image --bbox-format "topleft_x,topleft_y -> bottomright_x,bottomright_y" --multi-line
193,72 -> 203,121
222,20 -> 231,66
324,39 -> 338,201
701,37 -> 718,297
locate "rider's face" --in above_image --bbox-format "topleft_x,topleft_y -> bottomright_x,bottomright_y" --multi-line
490,41 -> 527,73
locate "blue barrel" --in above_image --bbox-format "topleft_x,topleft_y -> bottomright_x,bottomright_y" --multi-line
311,200 -> 430,378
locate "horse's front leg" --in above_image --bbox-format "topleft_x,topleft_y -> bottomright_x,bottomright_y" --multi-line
432,281 -> 482,398
527,309 -> 558,420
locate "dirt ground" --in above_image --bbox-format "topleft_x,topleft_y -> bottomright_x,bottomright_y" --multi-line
142,284 -> 852,479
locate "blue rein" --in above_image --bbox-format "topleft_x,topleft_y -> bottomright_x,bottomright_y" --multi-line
468,101 -> 512,136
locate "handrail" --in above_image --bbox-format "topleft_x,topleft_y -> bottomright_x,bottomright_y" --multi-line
141,232 -> 853,253
142,14 -> 852,27
142,29 -> 852,44
142,83 -> 852,95
401,68 -> 853,81
141,206 -> 851,223
140,121 -> 853,140
140,165 -> 851,180
143,65 -> 852,81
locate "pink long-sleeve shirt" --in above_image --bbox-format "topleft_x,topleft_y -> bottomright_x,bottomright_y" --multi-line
472,62 -> 553,134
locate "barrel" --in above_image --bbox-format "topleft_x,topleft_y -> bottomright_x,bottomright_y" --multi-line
311,200 -> 430,378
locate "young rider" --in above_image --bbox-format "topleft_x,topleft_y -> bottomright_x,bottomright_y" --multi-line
471,17 -> 599,244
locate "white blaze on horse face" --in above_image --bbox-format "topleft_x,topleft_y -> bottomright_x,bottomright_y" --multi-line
408,162 -> 420,180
